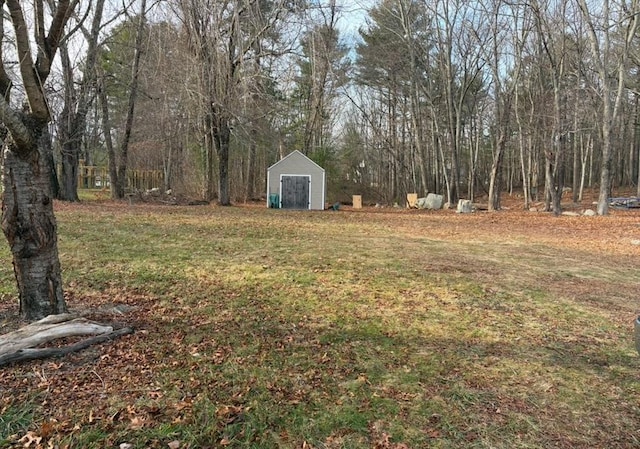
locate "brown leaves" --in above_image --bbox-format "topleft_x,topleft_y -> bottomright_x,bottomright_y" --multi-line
216,405 -> 247,426
13,420 -> 59,448
369,421 -> 410,449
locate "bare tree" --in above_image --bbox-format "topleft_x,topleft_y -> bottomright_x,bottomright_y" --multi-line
576,0 -> 640,215
297,1 -> 348,156
178,0 -> 301,205
529,0 -> 571,215
485,0 -> 528,211
426,0 -> 488,205
110,0 -> 148,199
0,0 -> 79,320
57,0 -> 107,201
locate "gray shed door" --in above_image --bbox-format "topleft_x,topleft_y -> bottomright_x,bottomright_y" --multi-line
281,176 -> 310,209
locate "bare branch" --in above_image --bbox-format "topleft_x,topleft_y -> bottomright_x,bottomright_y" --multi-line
0,0 -> 12,101
56,0 -> 92,48
6,0 -> 47,118
41,0 -> 76,79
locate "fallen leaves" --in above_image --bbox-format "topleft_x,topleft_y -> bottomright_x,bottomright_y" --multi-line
18,432 -> 42,448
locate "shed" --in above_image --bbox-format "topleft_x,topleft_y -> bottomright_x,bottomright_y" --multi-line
266,150 -> 326,210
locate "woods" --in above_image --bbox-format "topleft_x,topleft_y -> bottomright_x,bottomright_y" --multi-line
3,0 -> 638,210
1,0 -> 640,318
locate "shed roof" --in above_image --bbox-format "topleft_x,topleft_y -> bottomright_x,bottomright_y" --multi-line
267,150 -> 325,172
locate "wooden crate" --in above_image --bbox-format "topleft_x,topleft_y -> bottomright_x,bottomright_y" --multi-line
407,193 -> 418,208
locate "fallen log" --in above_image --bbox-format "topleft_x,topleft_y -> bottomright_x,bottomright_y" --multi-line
0,314 -> 134,367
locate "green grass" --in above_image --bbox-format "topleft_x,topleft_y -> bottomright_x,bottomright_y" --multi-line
0,403 -> 35,446
1,201 -> 639,448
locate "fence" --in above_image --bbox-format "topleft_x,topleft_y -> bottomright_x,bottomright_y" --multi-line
78,164 -> 163,191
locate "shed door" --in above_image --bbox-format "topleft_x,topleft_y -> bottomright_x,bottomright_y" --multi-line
281,175 -> 310,209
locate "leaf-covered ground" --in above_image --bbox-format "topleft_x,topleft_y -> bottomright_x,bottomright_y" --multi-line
1,194 -> 639,448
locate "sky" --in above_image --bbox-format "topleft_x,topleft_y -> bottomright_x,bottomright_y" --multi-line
335,0 -> 375,43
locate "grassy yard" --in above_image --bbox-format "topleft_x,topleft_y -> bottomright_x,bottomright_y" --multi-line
1,198 -> 639,448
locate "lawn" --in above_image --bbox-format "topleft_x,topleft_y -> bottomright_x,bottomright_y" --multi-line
1,197 -> 639,448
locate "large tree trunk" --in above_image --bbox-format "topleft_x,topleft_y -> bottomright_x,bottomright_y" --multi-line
1,122 -> 66,321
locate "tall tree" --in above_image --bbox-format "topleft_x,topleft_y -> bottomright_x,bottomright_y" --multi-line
0,0 -> 78,320
529,0 -> 571,214
356,0 -> 433,202
112,0 -> 148,199
428,0 -> 487,205
485,0 -> 527,211
576,0 -> 640,215
57,0 -> 107,201
295,1 -> 349,156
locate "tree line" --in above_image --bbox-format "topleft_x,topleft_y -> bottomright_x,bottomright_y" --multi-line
20,0 -> 640,211
1,0 -> 640,319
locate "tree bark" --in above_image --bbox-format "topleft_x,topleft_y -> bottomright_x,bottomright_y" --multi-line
488,138 -> 505,211
0,0 -> 76,321
1,122 -> 66,321
216,119 -> 232,206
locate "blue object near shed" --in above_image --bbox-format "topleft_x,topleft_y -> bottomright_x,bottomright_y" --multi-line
269,194 -> 280,209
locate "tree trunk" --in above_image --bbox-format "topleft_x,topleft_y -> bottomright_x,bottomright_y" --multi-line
246,137 -> 257,201
57,0 -> 105,202
112,0 -> 147,200
216,120 -> 232,206
59,141 -> 80,201
203,112 -> 216,202
98,79 -> 118,198
57,43 -> 80,201
1,123 -> 66,321
597,125 -> 612,216
488,140 -> 504,211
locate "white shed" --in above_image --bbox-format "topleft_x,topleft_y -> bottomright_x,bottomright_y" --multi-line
266,150 -> 326,210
